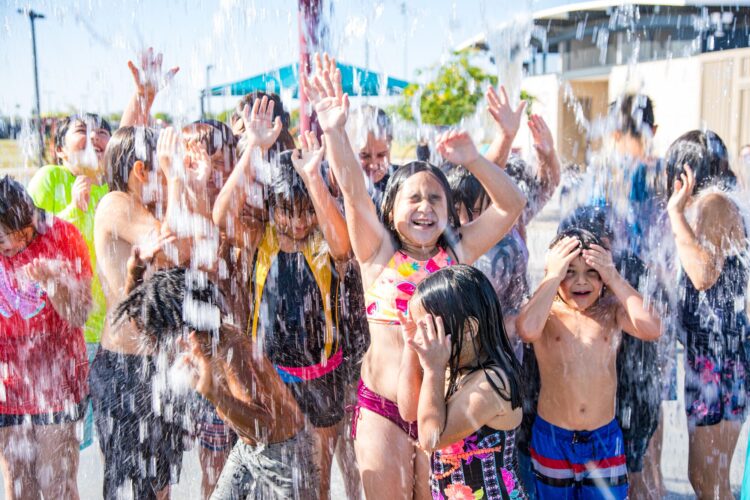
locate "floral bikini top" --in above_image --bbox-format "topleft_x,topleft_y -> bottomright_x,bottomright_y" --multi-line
364,247 -> 455,325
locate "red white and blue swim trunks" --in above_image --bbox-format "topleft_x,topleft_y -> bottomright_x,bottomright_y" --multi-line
529,416 -> 628,499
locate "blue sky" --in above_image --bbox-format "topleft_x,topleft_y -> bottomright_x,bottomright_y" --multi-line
3,0 -> 564,118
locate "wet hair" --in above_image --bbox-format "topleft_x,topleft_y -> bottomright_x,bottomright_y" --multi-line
182,119 -> 238,171
447,156 -> 532,221
505,155 -> 535,198
381,161 -> 461,253
267,150 -> 314,214
610,94 -> 655,138
550,227 -> 609,251
665,129 -> 736,196
231,92 -> 295,153
0,176 -> 43,232
54,113 -> 112,160
114,267 -> 221,341
346,105 -> 393,149
104,126 -> 158,192
415,265 -> 522,408
447,166 -> 488,222
558,205 -> 615,245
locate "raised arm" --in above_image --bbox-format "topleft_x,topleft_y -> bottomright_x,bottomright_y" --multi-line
484,85 -> 526,169
437,130 -> 526,264
583,244 -> 661,340
516,237 -> 581,343
120,48 -> 179,128
301,54 -> 390,264
292,130 -> 351,260
212,98 -> 281,249
668,165 -> 745,291
524,114 -> 561,225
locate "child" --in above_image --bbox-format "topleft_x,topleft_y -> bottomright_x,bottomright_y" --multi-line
0,176 -> 92,499
405,265 -> 527,500
666,130 -> 747,499
301,53 -> 526,498
516,228 -> 661,499
213,96 -> 353,498
91,125 -> 198,499
113,267 -> 317,499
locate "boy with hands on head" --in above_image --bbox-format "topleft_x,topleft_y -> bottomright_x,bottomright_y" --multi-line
516,229 -> 661,500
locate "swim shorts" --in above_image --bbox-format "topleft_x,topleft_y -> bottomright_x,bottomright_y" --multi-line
530,416 -> 628,500
90,348 -> 187,500
211,428 -> 320,499
685,329 -> 749,426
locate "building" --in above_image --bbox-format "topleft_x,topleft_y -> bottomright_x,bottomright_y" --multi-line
460,1 -> 750,166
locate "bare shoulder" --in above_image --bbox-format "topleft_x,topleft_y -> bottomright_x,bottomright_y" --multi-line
697,191 -> 738,214
472,368 -> 515,413
95,192 -> 131,222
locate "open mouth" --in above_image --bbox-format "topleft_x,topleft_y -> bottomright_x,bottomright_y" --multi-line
412,219 -> 435,229
572,291 -> 592,297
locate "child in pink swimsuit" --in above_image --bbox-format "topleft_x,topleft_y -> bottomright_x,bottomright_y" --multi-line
302,53 -> 528,498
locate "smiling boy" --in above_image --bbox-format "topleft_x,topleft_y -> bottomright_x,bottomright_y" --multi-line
516,228 -> 661,500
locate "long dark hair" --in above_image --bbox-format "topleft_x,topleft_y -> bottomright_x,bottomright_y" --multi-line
380,161 -> 461,254
415,265 -> 522,408
665,129 -> 736,196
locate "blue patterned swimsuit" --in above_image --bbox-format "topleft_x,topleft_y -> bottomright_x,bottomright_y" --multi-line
431,426 -> 527,500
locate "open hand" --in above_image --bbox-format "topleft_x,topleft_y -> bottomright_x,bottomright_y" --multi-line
397,310 -> 418,344
486,85 -> 527,139
23,258 -> 66,287
436,130 -> 480,166
406,314 -> 451,373
241,95 -> 283,151
185,141 -> 213,188
292,130 -> 326,179
582,244 -> 616,285
667,164 -> 695,214
300,53 -> 350,132
157,127 -> 181,180
545,236 -> 581,281
70,176 -> 93,212
127,47 -> 179,102
529,114 -> 554,159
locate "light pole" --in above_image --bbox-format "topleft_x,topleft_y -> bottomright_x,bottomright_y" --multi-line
18,8 -> 45,166
205,64 -> 214,118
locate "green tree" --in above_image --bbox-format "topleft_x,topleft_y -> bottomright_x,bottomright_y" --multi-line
395,51 -> 536,126
396,51 -> 497,126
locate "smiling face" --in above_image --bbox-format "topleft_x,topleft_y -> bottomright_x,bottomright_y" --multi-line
557,255 -> 604,311
273,202 -> 317,241
58,118 -> 111,175
391,171 -> 449,249
358,132 -> 391,183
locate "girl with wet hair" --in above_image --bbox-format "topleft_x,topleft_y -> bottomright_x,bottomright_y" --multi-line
302,53 -> 526,498
403,264 -> 526,499
665,129 -> 748,499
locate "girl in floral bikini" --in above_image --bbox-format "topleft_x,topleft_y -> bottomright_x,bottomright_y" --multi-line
302,53 -> 526,498
405,265 -> 526,500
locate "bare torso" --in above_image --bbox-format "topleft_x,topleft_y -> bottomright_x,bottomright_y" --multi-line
95,192 -> 161,355
534,299 -> 622,430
